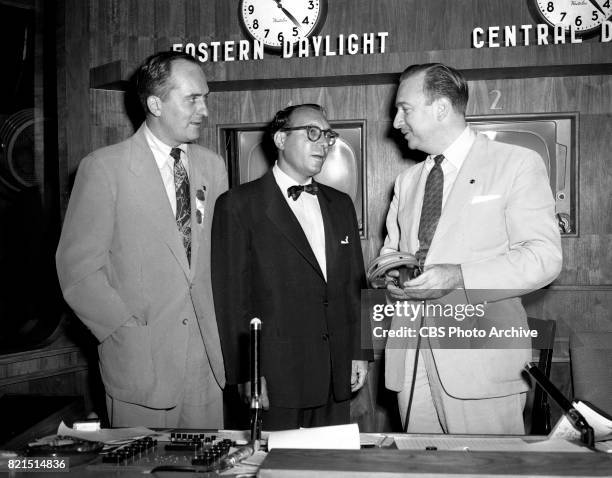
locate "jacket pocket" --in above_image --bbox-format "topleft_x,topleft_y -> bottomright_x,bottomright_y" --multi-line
99,324 -> 154,394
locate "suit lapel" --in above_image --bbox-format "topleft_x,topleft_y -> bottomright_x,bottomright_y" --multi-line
404,164 -> 426,253
187,145 -> 209,280
129,126 -> 191,279
430,135 -> 486,255
262,172 -> 326,281
317,186 -> 338,283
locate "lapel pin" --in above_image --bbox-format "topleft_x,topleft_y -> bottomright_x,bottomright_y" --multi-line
469,179 -> 475,184
340,236 -> 349,244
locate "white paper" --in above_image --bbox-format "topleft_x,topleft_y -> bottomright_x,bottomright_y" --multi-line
595,439 -> 612,453
267,423 -> 360,450
56,421 -> 156,444
549,401 -> 612,442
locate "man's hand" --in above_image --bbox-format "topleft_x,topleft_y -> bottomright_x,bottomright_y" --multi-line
351,360 -> 368,392
385,269 -> 408,299
238,376 -> 270,409
386,264 -> 464,300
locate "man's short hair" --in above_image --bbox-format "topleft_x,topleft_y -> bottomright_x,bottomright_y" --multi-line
269,103 -> 327,139
134,51 -> 200,113
399,63 -> 469,115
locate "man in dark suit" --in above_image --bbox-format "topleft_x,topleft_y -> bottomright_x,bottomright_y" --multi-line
56,51 -> 227,427
212,104 -> 371,430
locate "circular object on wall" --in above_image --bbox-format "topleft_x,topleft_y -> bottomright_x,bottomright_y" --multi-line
239,0 -> 328,51
0,108 -> 42,191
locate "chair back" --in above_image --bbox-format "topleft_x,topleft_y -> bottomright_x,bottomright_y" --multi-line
570,331 -> 612,417
525,317 -> 556,434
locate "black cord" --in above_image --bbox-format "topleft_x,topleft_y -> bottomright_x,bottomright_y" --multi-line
151,464 -> 214,474
403,310 -> 425,433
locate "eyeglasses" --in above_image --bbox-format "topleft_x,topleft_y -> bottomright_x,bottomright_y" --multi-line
280,125 -> 339,146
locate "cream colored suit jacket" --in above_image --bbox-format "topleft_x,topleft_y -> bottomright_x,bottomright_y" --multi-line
383,132 -> 562,399
56,124 -> 227,408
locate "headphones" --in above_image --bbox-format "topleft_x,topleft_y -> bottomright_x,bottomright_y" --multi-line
366,251 -> 421,288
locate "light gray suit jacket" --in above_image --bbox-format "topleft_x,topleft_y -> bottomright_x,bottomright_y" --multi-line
382,132 -> 562,399
56,124 -> 227,408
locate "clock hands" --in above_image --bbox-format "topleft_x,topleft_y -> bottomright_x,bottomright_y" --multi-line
588,0 -> 606,16
272,0 -> 302,30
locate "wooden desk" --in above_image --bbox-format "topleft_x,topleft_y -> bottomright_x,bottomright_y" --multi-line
3,434 -> 610,477
259,448 -> 612,477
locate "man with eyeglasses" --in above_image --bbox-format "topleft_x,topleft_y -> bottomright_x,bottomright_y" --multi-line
212,104 -> 371,430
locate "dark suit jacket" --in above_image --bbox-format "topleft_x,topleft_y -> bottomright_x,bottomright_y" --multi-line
212,171 -> 371,409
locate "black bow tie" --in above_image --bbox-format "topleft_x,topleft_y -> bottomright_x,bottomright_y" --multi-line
287,183 -> 318,201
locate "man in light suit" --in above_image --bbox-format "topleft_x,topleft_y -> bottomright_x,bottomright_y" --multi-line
381,63 -> 562,434
212,104 -> 371,430
56,51 -> 227,428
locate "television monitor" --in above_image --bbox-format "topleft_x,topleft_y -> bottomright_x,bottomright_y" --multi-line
219,120 -> 367,236
467,113 -> 577,235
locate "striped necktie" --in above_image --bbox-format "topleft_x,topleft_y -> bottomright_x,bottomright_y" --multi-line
415,154 -> 444,267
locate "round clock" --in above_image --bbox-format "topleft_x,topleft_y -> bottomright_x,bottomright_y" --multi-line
534,0 -> 612,34
239,0 -> 328,50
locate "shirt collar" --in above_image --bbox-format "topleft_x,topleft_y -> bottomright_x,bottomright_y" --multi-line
144,123 -> 187,169
273,162 -> 313,196
434,126 -> 476,171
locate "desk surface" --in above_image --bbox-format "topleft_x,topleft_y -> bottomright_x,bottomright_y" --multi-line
3,433 -> 611,477
259,448 -> 612,478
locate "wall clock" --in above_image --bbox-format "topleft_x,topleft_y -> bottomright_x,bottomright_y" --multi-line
239,0 -> 328,50
534,0 -> 612,35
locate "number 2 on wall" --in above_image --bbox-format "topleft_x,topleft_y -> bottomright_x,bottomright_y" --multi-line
489,89 -> 502,110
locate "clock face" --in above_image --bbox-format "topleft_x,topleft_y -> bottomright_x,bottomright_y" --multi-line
240,0 -> 328,50
536,0 -> 612,34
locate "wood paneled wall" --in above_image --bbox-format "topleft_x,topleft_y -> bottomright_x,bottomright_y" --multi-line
87,0 -> 603,74
86,74 -> 612,337
53,1 -> 612,404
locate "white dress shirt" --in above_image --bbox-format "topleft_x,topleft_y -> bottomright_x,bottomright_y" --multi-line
273,163 -> 327,281
420,126 -> 475,209
411,126 -> 476,251
144,123 -> 189,217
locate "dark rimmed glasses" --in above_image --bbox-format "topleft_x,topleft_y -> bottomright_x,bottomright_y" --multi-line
280,125 -> 339,146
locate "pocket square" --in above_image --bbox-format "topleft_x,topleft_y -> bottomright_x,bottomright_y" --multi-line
471,194 -> 501,204
340,235 -> 349,245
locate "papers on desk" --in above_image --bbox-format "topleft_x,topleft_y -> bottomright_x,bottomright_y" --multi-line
56,420 -> 156,444
549,400 -> 612,442
267,423 -> 360,450
394,435 -> 588,452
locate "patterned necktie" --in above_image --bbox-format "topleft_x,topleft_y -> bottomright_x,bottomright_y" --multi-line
171,147 -> 191,265
287,183 -> 319,201
415,154 -> 444,267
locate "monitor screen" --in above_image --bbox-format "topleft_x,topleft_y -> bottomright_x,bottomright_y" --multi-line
468,114 -> 577,235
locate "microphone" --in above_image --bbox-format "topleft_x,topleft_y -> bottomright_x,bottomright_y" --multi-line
524,362 -> 594,447
250,318 -> 262,445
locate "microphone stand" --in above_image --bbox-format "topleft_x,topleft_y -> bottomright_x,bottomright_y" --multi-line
250,317 -> 263,450
524,362 -> 595,448
216,318 -> 264,473
151,320 -> 264,473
